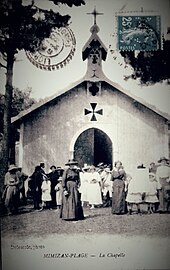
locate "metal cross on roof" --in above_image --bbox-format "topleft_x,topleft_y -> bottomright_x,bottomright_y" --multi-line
87,6 -> 104,25
84,103 -> 103,121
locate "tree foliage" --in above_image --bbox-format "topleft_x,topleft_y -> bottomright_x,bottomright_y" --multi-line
0,0 -> 85,58
0,87 -> 37,133
50,0 -> 85,7
11,87 -> 36,117
120,39 -> 170,85
0,0 -> 85,187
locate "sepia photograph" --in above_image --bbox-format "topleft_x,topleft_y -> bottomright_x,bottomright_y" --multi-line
0,0 -> 170,269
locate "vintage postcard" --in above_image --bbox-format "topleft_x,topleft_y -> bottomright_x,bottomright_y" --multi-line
0,0 -> 170,269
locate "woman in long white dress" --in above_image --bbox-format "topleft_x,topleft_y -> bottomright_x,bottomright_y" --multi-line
79,166 -> 90,207
87,166 -> 103,209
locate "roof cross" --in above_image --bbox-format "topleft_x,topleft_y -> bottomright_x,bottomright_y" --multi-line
87,6 -> 103,25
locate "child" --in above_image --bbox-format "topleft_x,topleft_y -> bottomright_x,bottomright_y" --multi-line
126,165 -> 149,215
145,172 -> 161,214
101,167 -> 112,207
40,175 -> 52,210
79,165 -> 90,207
55,177 -> 63,209
87,165 -> 102,209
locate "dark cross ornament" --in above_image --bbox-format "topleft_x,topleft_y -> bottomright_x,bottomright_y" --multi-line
87,6 -> 104,25
89,82 -> 99,95
84,103 -> 103,121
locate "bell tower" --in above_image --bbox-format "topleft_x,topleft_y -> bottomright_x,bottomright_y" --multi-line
82,7 -> 108,81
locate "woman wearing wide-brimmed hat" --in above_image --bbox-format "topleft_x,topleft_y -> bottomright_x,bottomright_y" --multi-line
156,156 -> 170,213
3,164 -> 20,215
60,159 -> 84,221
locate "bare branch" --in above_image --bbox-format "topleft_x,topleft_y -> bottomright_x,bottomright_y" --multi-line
0,62 -> 7,69
0,51 -> 7,59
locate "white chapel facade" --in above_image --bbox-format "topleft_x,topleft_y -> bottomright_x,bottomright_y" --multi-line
12,16 -> 170,175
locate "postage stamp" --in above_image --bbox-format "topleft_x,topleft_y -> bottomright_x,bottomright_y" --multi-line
117,15 -> 161,51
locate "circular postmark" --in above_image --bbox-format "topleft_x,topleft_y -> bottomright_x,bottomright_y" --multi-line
25,26 -> 76,71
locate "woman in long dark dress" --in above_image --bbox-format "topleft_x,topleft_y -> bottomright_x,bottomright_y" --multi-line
111,161 -> 126,215
60,159 -> 84,221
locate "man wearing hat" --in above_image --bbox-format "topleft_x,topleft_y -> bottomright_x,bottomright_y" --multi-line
156,157 -> 170,213
40,162 -> 46,175
29,165 -> 44,210
48,165 -> 61,209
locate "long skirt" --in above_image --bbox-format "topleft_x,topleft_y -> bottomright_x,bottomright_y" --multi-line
60,181 -> 84,221
5,185 -> 19,213
112,179 -> 125,214
87,183 -> 103,205
158,178 -> 170,212
79,182 -> 89,202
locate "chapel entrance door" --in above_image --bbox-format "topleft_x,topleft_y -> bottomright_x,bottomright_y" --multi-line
74,128 -> 112,168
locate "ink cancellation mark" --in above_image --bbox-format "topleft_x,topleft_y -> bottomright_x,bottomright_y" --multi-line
117,15 -> 161,51
26,26 -> 76,71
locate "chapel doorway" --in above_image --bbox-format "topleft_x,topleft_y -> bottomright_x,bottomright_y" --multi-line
74,128 -> 112,168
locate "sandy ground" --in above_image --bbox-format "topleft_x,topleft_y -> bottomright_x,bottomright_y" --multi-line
1,205 -> 170,238
1,206 -> 170,270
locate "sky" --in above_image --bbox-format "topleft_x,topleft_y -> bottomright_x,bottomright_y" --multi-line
0,0 -> 170,114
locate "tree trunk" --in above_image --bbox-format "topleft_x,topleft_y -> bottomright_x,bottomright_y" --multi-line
10,125 -> 16,165
0,52 -> 14,192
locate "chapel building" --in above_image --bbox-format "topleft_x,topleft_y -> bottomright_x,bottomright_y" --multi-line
12,15 -> 170,175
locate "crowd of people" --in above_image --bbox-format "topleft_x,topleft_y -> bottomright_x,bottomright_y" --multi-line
1,156 -> 170,220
